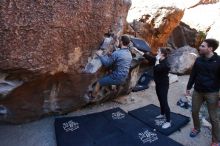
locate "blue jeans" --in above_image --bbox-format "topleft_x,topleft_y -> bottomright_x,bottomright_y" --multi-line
98,75 -> 125,86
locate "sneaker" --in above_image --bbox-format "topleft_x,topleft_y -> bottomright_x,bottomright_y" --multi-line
156,114 -> 165,119
162,122 -> 171,129
189,128 -> 201,137
211,143 -> 220,146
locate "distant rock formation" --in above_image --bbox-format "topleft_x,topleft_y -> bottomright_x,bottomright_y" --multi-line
168,22 -> 204,50
126,6 -> 184,54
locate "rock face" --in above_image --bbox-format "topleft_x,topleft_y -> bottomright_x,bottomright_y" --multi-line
0,0 -> 131,74
0,0 -> 132,123
125,1 -> 184,53
168,22 -> 204,49
168,46 -> 199,75
182,1 -> 220,54
126,0 -> 220,54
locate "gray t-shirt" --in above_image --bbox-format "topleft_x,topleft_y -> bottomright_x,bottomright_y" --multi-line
99,48 -> 132,81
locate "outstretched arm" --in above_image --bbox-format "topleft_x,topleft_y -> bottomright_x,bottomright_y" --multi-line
143,53 -> 156,65
98,55 -> 114,67
96,50 -> 116,68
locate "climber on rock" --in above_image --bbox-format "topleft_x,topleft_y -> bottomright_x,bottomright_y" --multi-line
90,35 -> 132,99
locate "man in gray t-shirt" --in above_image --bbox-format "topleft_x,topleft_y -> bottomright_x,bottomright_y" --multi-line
92,35 -> 132,98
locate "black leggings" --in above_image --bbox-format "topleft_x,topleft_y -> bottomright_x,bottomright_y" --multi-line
155,84 -> 170,122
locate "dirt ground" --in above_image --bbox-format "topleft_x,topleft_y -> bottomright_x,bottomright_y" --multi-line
0,75 -> 213,146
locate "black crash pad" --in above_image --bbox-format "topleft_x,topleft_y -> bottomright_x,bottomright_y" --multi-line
55,107 -> 183,146
131,37 -> 151,52
128,104 -> 190,136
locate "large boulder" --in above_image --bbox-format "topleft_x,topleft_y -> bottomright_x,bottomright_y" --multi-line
125,0 -> 184,54
125,0 -> 220,54
181,1 -> 220,54
168,22 -> 204,49
0,0 -> 131,74
168,46 -> 199,75
0,0 -> 132,123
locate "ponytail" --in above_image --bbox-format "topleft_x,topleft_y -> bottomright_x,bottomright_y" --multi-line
159,47 -> 171,58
